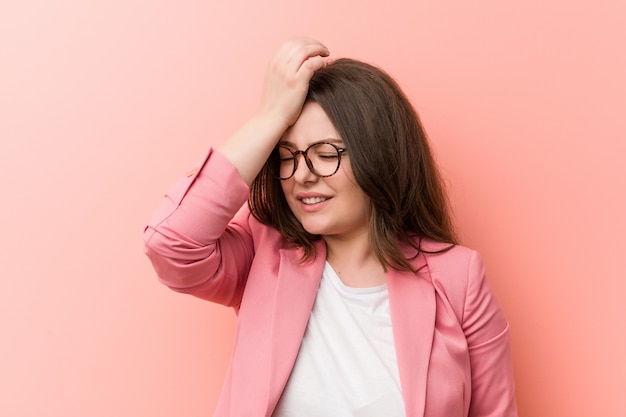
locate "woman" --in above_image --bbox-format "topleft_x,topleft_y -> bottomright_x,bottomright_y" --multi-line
144,37 -> 518,417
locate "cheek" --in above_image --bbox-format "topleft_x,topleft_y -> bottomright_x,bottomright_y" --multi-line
280,180 -> 293,198
345,181 -> 371,218
279,180 -> 298,209
339,163 -> 361,190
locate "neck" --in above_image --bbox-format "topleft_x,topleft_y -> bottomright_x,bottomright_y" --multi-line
324,233 -> 386,288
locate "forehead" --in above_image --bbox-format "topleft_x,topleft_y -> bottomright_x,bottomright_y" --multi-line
280,102 -> 342,147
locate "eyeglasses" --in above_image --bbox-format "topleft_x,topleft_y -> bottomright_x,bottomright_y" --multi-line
268,142 -> 348,180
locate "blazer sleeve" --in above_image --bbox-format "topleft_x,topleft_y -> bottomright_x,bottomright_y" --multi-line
143,148 -> 255,308
463,250 -> 518,417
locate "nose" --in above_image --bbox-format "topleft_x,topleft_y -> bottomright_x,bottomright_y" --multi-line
292,153 -> 317,183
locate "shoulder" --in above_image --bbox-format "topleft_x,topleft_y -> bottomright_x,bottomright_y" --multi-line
419,240 -> 508,340
232,203 -> 297,257
418,239 -> 487,316
418,238 -> 480,280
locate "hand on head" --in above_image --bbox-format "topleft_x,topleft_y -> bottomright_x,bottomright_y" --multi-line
258,37 -> 330,130
217,37 -> 329,186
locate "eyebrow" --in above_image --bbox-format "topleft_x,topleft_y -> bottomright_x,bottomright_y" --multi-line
278,138 -> 345,147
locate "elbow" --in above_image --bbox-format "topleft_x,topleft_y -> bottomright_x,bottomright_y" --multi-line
143,224 -> 217,291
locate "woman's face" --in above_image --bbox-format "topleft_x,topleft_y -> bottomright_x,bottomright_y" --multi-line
279,102 -> 370,241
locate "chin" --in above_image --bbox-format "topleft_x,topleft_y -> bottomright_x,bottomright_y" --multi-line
301,226 -> 325,236
299,221 -> 331,236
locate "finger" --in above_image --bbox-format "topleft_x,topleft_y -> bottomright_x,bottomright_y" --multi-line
297,55 -> 327,80
271,37 -> 323,66
267,38 -> 326,82
281,36 -> 328,57
287,41 -> 330,73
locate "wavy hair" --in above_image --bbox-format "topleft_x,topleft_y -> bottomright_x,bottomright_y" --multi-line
249,58 -> 457,271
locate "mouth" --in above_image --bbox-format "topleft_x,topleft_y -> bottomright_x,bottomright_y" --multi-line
300,196 -> 329,205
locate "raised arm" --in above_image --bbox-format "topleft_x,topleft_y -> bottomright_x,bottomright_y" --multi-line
218,37 -> 329,185
144,38 -> 329,306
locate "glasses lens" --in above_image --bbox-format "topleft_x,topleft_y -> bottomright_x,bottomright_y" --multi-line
268,146 -> 296,179
308,143 -> 340,177
268,143 -> 342,179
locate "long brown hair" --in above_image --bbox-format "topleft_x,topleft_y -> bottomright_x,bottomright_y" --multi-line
249,58 -> 457,271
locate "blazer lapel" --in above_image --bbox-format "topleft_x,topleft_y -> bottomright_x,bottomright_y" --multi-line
259,241 -> 435,416
266,240 -> 327,412
388,253 -> 435,417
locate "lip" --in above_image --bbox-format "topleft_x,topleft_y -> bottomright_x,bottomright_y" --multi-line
295,192 -> 332,212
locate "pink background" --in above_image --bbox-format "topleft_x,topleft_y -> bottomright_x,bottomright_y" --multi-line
1,0 -> 624,416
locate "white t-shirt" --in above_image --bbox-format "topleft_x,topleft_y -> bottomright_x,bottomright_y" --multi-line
272,262 -> 406,417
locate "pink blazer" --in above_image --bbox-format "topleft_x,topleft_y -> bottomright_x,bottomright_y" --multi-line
144,149 -> 518,417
